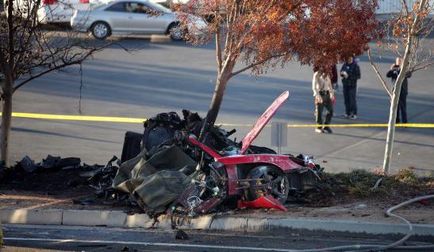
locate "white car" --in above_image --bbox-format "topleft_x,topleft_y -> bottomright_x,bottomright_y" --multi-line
12,0 -> 110,24
70,0 -> 206,40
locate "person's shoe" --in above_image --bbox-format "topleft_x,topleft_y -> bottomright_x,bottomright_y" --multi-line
343,114 -> 350,119
323,127 -> 333,134
350,115 -> 358,120
315,128 -> 324,133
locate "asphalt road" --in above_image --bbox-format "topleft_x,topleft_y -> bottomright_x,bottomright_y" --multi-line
2,224 -> 434,252
8,34 -> 434,174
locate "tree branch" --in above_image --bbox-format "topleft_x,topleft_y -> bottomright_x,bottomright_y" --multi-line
7,0 -> 15,73
400,0 -> 409,16
411,60 -> 434,72
216,26 -> 222,72
231,53 -> 287,77
12,44 -> 109,93
367,49 -> 392,98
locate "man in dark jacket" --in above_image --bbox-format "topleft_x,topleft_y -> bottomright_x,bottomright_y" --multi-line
386,57 -> 412,123
340,56 -> 361,119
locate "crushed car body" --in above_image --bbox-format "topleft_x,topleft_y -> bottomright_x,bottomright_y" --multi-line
113,91 -> 323,217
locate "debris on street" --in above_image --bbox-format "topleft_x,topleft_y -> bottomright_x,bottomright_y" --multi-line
110,91 -> 325,218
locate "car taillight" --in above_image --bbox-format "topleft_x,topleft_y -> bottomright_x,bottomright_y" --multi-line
80,0 -> 89,3
43,0 -> 58,5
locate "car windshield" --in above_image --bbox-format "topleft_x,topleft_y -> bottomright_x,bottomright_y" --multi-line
147,1 -> 172,14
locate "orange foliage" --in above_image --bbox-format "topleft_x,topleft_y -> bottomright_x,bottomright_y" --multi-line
177,0 -> 379,73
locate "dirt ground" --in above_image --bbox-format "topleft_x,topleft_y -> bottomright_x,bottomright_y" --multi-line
0,167 -> 433,225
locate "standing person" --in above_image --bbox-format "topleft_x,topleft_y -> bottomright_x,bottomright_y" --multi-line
312,66 -> 335,134
340,56 -> 361,119
386,57 -> 412,123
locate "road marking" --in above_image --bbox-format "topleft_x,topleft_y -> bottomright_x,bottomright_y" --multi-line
3,237 -> 302,252
3,112 -> 434,128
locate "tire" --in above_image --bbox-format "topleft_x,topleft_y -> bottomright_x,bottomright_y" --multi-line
246,165 -> 289,204
168,23 -> 185,41
91,21 -> 111,40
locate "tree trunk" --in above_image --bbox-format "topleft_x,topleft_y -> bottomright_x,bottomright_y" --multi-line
199,71 -> 232,141
382,0 -> 428,174
382,45 -> 413,175
1,78 -> 13,166
207,75 -> 230,125
382,91 -> 400,175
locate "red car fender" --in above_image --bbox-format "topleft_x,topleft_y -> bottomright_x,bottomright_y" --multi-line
238,195 -> 288,211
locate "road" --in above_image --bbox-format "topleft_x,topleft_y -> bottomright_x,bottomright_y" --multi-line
2,224 -> 433,252
8,34 -> 434,174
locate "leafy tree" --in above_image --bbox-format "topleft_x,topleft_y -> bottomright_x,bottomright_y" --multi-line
368,0 -> 434,174
0,0 -> 108,165
176,0 -> 378,137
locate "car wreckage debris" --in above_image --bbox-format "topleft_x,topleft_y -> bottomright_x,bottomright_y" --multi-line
17,155 -> 81,173
1,92 -> 326,224
111,92 -> 324,218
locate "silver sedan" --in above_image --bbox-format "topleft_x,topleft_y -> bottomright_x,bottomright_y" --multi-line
70,0 -> 205,40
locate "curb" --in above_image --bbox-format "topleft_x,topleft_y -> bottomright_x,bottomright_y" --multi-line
1,208 -> 433,237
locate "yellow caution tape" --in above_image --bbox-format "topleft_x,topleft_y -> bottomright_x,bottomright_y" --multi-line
3,112 -> 434,128
9,112 -> 146,124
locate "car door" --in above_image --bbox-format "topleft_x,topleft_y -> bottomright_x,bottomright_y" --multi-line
103,2 -> 130,33
126,1 -> 169,34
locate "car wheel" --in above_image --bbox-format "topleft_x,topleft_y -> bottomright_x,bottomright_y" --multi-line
91,21 -> 111,40
246,165 -> 289,204
168,23 -> 185,41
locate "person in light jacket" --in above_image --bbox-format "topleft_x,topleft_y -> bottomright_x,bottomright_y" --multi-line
312,66 -> 335,134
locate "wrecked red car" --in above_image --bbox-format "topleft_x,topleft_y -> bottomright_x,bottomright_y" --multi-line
114,91 -> 322,217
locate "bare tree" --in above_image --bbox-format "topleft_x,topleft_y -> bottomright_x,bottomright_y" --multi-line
368,0 -> 434,174
0,0 -> 109,165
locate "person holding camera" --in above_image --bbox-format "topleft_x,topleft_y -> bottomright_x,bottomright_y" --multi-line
312,66 -> 335,134
340,56 -> 361,119
386,57 -> 412,123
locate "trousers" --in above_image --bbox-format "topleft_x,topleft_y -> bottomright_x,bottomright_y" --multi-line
315,93 -> 333,127
397,93 -> 407,123
343,84 -> 357,115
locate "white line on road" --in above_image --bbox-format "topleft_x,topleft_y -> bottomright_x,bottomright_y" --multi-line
4,237 -> 297,252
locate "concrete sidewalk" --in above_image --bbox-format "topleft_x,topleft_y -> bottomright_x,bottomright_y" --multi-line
1,208 -> 434,237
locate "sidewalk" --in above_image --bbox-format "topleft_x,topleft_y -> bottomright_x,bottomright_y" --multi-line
1,192 -> 433,237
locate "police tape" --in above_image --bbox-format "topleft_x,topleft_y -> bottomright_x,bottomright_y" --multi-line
5,112 -> 434,128
9,112 -> 145,123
